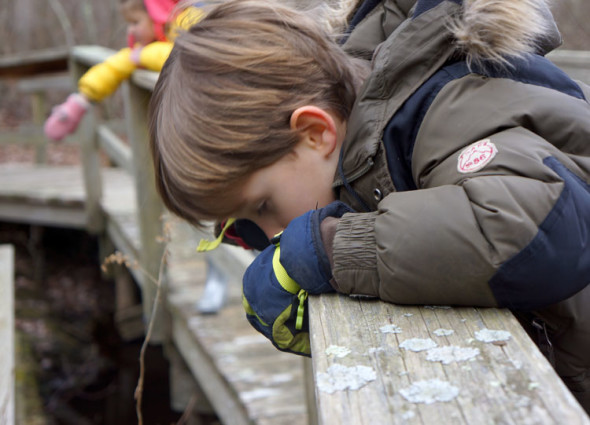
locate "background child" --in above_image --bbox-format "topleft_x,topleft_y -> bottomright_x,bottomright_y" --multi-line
149,0 -> 590,412
44,0 -> 203,141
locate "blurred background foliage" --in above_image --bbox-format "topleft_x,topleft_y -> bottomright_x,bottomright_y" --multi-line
0,0 -> 589,136
0,0 -> 127,55
0,0 -> 588,55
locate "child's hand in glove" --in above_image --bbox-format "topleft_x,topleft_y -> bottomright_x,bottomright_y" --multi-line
44,93 -> 90,141
242,201 -> 353,356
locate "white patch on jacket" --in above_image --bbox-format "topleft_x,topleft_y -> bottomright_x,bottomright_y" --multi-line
457,139 -> 498,173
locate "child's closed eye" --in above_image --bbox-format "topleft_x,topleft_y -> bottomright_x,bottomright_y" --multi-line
257,201 -> 268,216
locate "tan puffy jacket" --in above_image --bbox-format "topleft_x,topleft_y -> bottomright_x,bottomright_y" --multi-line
332,0 -> 590,411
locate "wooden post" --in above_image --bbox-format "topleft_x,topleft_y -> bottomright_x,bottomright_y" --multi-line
303,357 -> 319,425
0,245 -> 15,425
166,343 -> 215,415
70,56 -> 104,234
78,106 -> 104,233
31,91 -> 47,164
122,80 -> 165,342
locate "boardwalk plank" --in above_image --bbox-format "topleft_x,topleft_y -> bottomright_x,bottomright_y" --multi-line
0,164 -> 135,230
166,219 -> 309,425
0,245 -> 15,425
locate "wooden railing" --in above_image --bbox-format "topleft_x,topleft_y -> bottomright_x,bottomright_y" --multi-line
0,48 -> 71,164
68,46 -> 167,340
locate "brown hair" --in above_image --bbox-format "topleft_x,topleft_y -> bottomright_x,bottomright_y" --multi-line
120,0 -> 146,14
149,0 -> 366,226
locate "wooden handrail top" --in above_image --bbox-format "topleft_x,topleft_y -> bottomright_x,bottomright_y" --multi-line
309,296 -> 590,424
71,45 -> 159,91
548,49 -> 590,68
71,45 -> 117,68
17,74 -> 73,93
0,47 -> 69,77
131,69 -> 158,92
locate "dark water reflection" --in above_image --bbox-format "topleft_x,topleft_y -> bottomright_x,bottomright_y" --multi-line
3,223 -> 181,425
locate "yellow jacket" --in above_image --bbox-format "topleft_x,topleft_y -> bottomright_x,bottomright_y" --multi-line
78,7 -> 204,102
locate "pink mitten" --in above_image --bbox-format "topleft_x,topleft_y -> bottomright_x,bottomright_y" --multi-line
44,93 -> 90,141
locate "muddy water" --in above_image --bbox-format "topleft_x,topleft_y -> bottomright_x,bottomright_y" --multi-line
1,223 -> 181,425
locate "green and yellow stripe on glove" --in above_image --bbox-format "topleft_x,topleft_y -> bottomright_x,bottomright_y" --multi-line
242,239 -> 310,356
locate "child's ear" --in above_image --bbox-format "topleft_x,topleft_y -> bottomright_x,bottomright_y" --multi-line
290,106 -> 338,156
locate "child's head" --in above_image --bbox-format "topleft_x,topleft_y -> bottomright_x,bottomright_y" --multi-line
121,0 -> 179,45
121,0 -> 156,46
149,0 -> 367,236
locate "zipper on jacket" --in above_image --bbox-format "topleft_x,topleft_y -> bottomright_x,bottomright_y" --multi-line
333,157 -> 375,187
334,158 -> 375,212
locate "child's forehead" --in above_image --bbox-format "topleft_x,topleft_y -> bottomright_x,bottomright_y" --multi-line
121,6 -> 150,22
120,1 -> 147,18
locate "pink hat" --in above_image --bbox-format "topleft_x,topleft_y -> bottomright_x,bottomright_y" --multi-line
143,0 -> 180,41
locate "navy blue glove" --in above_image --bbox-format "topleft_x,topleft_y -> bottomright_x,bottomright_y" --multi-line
242,201 -> 353,356
279,201 -> 353,294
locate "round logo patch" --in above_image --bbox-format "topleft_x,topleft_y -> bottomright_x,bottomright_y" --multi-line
457,139 -> 497,174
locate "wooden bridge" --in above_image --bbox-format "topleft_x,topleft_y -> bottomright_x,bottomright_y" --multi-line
1,46 -> 589,425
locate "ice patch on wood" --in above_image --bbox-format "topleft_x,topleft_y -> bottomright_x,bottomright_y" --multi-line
266,373 -> 294,384
380,324 -> 403,334
241,387 -> 281,402
401,410 -> 416,419
426,346 -> 480,364
316,364 -> 376,394
433,328 -> 454,337
325,345 -> 351,358
399,338 -> 437,352
400,379 -> 459,404
475,328 -> 512,343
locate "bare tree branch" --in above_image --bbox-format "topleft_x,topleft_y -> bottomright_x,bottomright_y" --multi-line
48,0 -> 75,48
80,0 -> 98,44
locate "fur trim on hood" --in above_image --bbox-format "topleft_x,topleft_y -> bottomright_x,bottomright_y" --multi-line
449,0 -> 557,67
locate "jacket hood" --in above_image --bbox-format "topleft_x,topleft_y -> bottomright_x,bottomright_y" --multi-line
144,0 -> 179,25
336,0 -> 562,195
448,0 -> 561,67
142,0 -> 180,42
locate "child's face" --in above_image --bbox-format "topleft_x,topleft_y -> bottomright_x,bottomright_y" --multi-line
235,140 -> 339,239
124,8 -> 156,46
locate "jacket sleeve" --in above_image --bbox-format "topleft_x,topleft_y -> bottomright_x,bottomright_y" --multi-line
137,41 -> 173,71
78,47 -> 136,102
331,76 -> 590,310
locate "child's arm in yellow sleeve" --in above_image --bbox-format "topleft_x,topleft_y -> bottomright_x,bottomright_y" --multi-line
136,41 -> 174,71
78,47 -> 136,102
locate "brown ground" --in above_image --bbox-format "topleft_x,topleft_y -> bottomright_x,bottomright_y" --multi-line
2,223 -> 186,425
